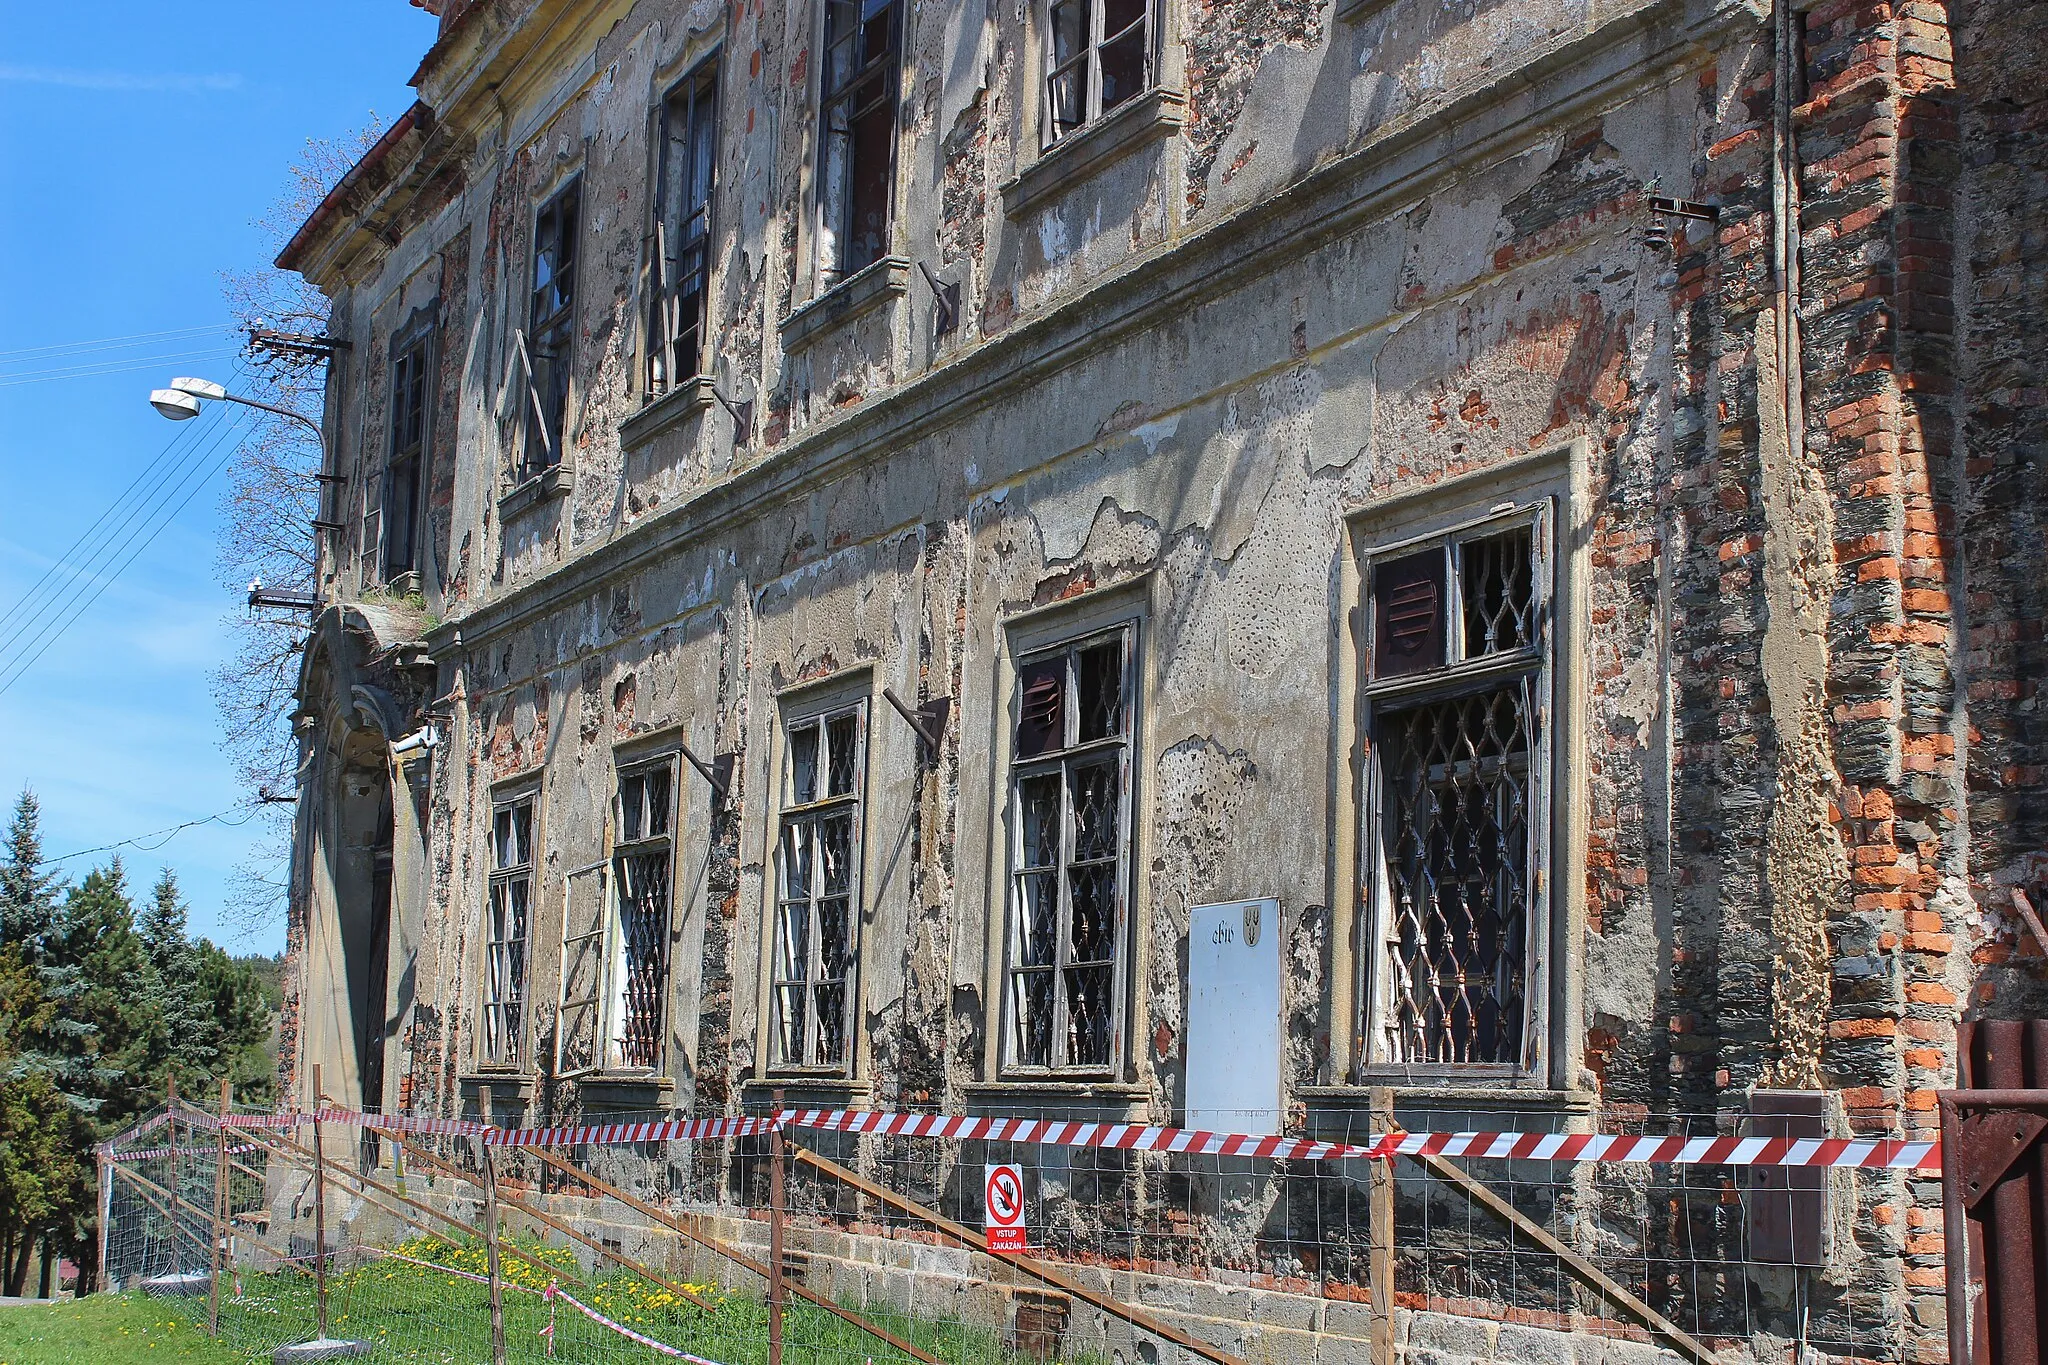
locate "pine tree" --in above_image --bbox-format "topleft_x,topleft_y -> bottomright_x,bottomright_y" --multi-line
0,790 -> 63,952
138,869 -> 202,1087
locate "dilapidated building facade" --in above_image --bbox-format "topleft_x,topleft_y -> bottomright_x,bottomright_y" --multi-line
274,0 -> 2048,1356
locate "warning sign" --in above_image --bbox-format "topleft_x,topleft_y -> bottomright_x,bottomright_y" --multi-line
984,1163 -> 1026,1254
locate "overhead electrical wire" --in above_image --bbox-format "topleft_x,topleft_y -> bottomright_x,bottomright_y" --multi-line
0,348 -> 245,387
0,323 -> 228,360
0,393 -> 259,697
0,402 -> 252,690
0,387 -> 226,657
36,803 -> 262,870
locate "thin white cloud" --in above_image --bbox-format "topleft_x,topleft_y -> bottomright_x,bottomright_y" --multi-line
0,63 -> 241,93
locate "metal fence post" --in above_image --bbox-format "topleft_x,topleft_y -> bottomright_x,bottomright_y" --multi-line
310,1064 -> 328,1341
479,1084 -> 506,1365
769,1088 -> 786,1365
208,1076 -> 230,1333
1369,1086 -> 1395,1365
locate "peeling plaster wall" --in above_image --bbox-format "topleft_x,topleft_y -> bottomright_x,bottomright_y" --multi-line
274,0 -> 2030,1355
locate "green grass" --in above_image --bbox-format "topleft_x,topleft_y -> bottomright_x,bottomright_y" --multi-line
0,1292 -> 246,1365
73,1235 -> 1106,1365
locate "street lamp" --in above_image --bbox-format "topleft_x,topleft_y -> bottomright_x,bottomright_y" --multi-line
149,375 -> 343,541
149,376 -> 329,462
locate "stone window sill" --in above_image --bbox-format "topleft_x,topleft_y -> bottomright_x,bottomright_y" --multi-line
499,464 -> 574,521
744,1076 -> 873,1108
1299,1084 -> 1597,1128
572,1073 -> 676,1113
780,256 -> 910,353
966,1078 -> 1149,1109
459,1070 -> 537,1096
619,374 -> 715,452
1335,0 -> 1395,21
1001,87 -> 1186,219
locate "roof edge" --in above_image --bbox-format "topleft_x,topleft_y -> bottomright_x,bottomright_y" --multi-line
275,101 -> 434,277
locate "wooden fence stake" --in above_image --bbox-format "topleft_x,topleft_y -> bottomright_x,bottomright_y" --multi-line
769,1090 -> 785,1365
310,1064 -> 328,1341
1369,1087 -> 1396,1365
208,1077 -> 230,1333
479,1085 -> 506,1365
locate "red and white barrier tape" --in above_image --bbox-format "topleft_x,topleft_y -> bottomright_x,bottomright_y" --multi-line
774,1108 -> 1939,1170
544,1282 -> 725,1365
131,1101 -> 1944,1170
106,1142 -> 260,1163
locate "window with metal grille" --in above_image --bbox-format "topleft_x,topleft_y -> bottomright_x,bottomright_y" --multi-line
482,795 -> 534,1067
648,59 -> 719,396
1363,509 -> 1549,1070
382,316 -> 433,580
1043,0 -> 1152,144
817,0 -> 900,286
608,759 -> 675,1071
771,700 -> 866,1071
1007,626 -> 1132,1072
521,179 -> 579,474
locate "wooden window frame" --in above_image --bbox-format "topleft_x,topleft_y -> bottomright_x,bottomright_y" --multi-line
519,177 -> 581,477
380,308 -> 436,583
815,0 -> 902,288
480,789 -> 536,1069
1040,0 -> 1155,147
1358,499 -> 1555,1077
768,694 -> 869,1075
1001,622 -> 1136,1077
646,55 -> 721,397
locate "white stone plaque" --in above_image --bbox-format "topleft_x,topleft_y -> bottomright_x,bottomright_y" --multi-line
1184,897 -> 1282,1134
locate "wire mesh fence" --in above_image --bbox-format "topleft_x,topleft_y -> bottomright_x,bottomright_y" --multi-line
97,1096 -> 1937,1365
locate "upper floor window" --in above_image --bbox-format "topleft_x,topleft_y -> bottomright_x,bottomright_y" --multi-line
818,0 -> 900,285
1361,506 -> 1551,1071
481,793 -> 534,1067
608,756 -> 675,1071
648,59 -> 719,396
1044,0 -> 1152,143
382,315 -> 433,581
1006,626 -> 1133,1072
771,697 -> 867,1072
522,179 -> 580,473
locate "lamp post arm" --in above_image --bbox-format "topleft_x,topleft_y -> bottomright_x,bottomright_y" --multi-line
214,391 -> 329,464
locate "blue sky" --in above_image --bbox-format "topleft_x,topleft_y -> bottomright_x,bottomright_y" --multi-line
0,4 -> 436,951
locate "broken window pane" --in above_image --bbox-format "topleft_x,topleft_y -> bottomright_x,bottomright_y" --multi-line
1042,0 -> 1152,144
1372,548 -> 1445,677
383,320 -> 432,581
818,0 -> 900,285
772,700 -> 866,1070
525,180 -> 579,472
1008,627 -> 1131,1071
648,60 -> 719,393
484,795 -> 534,1067
1461,524 -> 1536,657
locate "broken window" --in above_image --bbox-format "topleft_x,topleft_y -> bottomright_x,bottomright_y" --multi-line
648,58 -> 720,395
771,699 -> 866,1071
1008,627 -> 1132,1071
817,0 -> 900,286
1363,509 -> 1550,1069
1043,0 -> 1152,144
608,758 -> 675,1071
482,794 -> 534,1067
522,179 -> 580,474
382,315 -> 433,581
